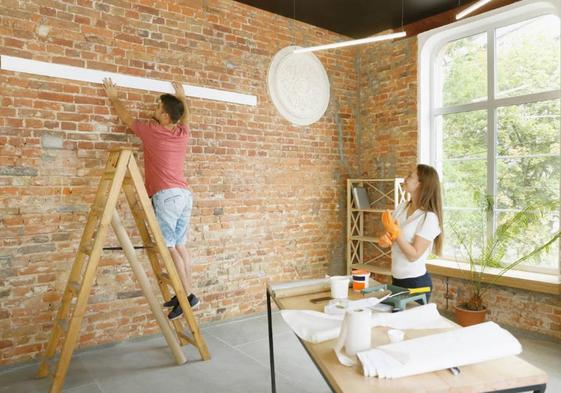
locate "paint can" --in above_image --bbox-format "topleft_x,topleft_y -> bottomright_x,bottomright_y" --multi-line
352,269 -> 370,292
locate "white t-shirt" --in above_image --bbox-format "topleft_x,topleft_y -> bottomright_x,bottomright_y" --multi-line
390,201 -> 441,279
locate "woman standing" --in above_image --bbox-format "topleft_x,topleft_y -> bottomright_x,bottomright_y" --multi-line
379,164 -> 443,301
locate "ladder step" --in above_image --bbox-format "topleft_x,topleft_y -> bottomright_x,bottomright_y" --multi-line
79,245 -> 93,257
129,201 -> 146,217
91,207 -> 105,215
177,332 -> 195,346
158,272 -> 172,285
67,281 -> 81,295
143,243 -> 156,252
56,319 -> 69,333
132,207 -> 145,216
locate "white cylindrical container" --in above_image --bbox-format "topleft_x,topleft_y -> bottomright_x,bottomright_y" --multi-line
330,276 -> 350,299
388,329 -> 405,343
344,308 -> 372,356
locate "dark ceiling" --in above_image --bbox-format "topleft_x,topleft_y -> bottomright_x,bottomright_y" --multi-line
234,0 -> 467,38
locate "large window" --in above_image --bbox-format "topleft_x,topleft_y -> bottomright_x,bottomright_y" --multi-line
430,11 -> 561,274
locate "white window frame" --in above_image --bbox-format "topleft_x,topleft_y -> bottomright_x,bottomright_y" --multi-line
418,0 -> 561,275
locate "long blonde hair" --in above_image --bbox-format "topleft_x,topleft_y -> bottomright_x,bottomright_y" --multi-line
416,164 -> 443,255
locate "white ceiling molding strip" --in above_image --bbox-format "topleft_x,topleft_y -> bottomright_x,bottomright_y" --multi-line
0,55 -> 257,106
456,0 -> 494,20
292,31 -> 407,54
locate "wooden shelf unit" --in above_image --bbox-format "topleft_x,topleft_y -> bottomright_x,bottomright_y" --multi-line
346,178 -> 406,275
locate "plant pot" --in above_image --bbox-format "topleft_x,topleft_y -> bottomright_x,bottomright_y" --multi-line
454,304 -> 487,327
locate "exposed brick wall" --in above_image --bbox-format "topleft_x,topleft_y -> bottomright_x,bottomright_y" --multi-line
358,35 -> 418,180
431,276 -> 561,340
0,0 -> 359,365
359,34 -> 561,341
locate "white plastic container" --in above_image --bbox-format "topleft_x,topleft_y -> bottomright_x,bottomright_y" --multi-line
388,329 -> 405,343
330,276 -> 350,299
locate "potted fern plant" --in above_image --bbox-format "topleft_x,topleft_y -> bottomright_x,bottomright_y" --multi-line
451,197 -> 561,326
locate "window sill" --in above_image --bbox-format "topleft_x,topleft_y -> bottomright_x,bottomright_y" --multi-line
426,259 -> 561,295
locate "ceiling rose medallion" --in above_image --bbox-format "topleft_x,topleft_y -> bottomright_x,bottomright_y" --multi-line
267,46 -> 330,126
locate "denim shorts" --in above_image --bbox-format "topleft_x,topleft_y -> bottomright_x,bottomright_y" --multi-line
151,188 -> 192,247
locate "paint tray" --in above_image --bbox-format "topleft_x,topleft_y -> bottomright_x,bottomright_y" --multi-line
362,283 -> 427,311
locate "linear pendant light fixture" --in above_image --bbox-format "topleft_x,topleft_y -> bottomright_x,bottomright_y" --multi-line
293,31 -> 407,54
456,0 -> 493,20
293,0 -> 407,54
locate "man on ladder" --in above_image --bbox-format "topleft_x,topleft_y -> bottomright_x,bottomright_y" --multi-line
103,77 -> 199,320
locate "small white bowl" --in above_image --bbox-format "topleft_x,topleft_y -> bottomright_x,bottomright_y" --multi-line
388,329 -> 405,343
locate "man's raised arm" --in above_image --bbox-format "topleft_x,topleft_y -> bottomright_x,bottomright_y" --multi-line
172,81 -> 189,126
103,78 -> 133,128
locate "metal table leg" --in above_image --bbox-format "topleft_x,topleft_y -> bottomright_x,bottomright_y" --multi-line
267,288 -> 276,393
494,383 -> 547,393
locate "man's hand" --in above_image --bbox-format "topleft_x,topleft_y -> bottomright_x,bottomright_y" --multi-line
102,77 -> 133,128
103,77 -> 119,100
172,81 -> 186,98
171,81 -> 189,125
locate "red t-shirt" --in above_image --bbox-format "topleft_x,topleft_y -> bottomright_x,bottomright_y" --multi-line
131,120 -> 189,197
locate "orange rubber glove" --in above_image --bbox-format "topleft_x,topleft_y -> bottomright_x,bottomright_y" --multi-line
377,232 -> 393,248
381,210 -> 400,240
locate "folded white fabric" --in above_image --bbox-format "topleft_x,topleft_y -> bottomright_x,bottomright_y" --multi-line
356,321 -> 522,379
371,303 -> 453,330
280,310 -> 344,343
281,304 -> 452,344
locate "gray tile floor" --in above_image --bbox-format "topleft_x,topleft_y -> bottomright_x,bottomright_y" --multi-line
1,312 -> 560,393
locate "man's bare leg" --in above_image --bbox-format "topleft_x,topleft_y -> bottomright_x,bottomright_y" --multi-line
168,247 -> 190,295
175,244 -> 192,293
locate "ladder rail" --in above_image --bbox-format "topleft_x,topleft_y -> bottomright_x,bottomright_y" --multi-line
121,182 -> 187,343
125,157 -> 210,359
38,151 -> 127,377
110,210 -> 186,364
47,150 -> 131,393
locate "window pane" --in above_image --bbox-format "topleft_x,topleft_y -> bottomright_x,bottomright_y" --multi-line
495,211 -> 559,270
443,159 -> 486,208
497,100 -> 560,157
443,208 -> 485,260
443,110 -> 487,159
497,15 -> 560,98
440,110 -> 487,209
437,33 -> 487,107
497,100 -> 560,210
496,156 -> 560,209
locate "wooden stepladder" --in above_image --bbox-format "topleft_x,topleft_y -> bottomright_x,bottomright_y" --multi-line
38,148 -> 210,393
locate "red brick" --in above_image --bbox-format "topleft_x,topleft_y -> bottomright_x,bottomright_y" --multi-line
0,340 -> 13,350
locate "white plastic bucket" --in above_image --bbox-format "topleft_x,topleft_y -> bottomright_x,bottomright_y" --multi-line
330,276 -> 350,299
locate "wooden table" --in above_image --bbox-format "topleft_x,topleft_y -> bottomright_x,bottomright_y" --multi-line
266,281 -> 547,393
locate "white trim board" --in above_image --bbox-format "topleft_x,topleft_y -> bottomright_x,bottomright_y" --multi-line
0,55 -> 257,106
